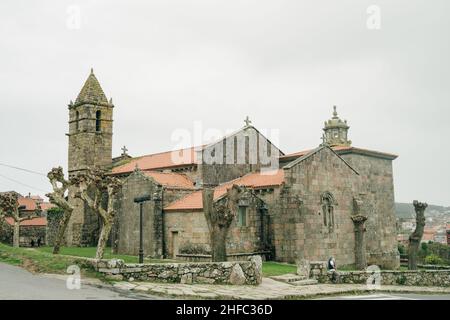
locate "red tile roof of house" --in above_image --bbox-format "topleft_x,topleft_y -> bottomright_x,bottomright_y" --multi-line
143,171 -> 195,189
164,170 -> 284,212
17,197 -> 38,211
4,217 -> 47,226
280,146 -> 397,161
112,146 -> 201,174
421,233 -> 434,242
40,202 -> 56,211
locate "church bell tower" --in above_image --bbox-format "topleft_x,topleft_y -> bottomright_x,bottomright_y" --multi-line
66,69 -> 114,246
68,68 -> 113,175
322,106 -> 351,147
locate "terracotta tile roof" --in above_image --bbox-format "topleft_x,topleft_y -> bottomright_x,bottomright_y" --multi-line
280,146 -> 397,161
164,170 -> 284,212
143,171 -> 195,189
40,202 -> 56,211
421,233 -> 434,242
112,146 -> 201,174
4,216 -> 47,226
18,197 -> 37,211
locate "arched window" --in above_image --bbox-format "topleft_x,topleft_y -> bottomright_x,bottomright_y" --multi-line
321,192 -> 336,231
75,111 -> 79,131
95,110 -> 101,132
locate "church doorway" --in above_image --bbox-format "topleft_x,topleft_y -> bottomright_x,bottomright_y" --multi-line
171,231 -> 179,259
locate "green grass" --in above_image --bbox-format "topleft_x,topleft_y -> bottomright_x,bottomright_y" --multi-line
262,261 -> 297,277
2,243 -> 298,279
0,243 -> 99,277
0,244 -> 176,281
36,246 -> 173,263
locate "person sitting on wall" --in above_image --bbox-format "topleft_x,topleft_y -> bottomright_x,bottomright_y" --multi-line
328,257 -> 336,271
327,256 -> 339,283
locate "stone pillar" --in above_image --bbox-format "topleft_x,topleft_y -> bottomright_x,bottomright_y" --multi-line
351,214 -> 368,270
352,196 -> 368,270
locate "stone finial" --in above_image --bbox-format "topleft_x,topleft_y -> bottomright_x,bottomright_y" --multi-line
332,105 -> 338,118
91,67 -> 94,74
244,116 -> 252,127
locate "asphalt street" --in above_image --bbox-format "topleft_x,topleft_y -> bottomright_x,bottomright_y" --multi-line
317,293 -> 450,300
0,262 -> 158,300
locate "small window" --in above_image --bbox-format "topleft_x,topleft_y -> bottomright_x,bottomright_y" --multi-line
75,111 -> 79,131
95,110 -> 101,132
238,206 -> 247,227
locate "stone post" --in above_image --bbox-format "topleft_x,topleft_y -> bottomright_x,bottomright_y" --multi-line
352,196 -> 368,270
351,214 -> 368,270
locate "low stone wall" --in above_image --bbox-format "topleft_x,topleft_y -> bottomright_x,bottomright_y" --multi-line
176,252 -> 269,262
96,256 -> 262,285
317,270 -> 450,287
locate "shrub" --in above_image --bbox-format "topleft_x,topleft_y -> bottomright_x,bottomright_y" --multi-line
424,254 -> 445,265
178,241 -> 210,255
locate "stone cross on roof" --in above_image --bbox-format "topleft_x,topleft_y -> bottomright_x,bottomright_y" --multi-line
244,116 -> 252,126
121,145 -> 128,155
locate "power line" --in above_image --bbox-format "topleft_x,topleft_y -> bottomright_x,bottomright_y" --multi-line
0,162 -> 47,177
0,173 -> 48,193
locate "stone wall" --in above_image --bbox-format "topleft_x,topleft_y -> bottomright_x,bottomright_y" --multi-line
317,269 -> 450,287
113,170 -> 163,257
0,222 -> 46,247
340,153 -> 399,269
164,193 -> 267,259
199,127 -> 282,186
96,256 -> 263,285
176,252 -> 270,262
273,147 -> 360,265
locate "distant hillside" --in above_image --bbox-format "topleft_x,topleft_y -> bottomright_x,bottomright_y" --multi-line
395,202 -> 450,219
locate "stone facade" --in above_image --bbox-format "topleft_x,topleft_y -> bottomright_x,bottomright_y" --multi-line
112,170 -> 164,257
199,126 -> 282,186
272,147 -> 360,265
339,153 -> 399,269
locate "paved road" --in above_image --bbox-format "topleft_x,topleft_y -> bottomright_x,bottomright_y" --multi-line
0,262 -> 159,300
317,293 -> 450,300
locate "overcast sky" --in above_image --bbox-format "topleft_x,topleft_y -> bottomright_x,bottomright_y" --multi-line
0,0 -> 449,206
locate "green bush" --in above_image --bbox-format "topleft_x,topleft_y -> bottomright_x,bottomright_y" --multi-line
424,254 -> 445,265
178,241 -> 210,255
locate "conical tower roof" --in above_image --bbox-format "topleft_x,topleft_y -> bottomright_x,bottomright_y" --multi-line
75,68 -> 108,106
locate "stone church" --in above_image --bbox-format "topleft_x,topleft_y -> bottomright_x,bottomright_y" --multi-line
65,70 -> 400,269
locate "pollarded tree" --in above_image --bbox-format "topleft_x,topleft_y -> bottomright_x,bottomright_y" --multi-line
202,184 -> 242,262
408,200 -> 428,270
46,167 -> 74,254
71,168 -> 122,260
0,192 -> 37,247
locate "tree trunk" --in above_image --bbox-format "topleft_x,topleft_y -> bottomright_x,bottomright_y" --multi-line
408,200 -> 427,270
13,220 -> 20,247
95,218 -> 113,260
52,210 -> 73,254
210,226 -> 229,262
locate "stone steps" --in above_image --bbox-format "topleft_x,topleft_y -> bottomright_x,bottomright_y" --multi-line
291,279 -> 318,286
269,273 -> 307,283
